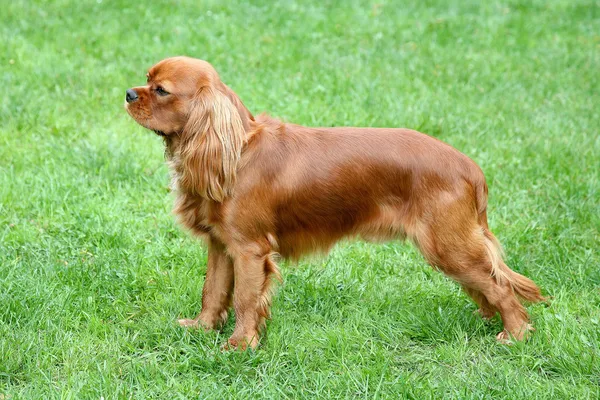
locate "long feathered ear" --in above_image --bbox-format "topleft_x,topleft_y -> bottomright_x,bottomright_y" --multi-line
179,87 -> 246,202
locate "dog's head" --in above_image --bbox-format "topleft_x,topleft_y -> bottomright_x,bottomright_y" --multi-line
125,57 -> 253,201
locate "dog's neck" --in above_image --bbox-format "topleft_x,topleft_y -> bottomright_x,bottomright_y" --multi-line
161,134 -> 186,196
162,134 -> 180,160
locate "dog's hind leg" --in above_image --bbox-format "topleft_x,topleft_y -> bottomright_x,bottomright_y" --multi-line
463,286 -> 497,320
412,191 -> 542,341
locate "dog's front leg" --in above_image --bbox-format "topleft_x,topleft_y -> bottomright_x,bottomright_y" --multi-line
225,244 -> 279,350
178,237 -> 234,330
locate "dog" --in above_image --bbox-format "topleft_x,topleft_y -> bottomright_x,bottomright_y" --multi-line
125,56 -> 544,349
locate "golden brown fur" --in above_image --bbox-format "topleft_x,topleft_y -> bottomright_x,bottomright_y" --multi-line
125,56 -> 544,349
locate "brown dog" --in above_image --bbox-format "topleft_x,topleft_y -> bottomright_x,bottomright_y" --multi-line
124,56 -> 544,349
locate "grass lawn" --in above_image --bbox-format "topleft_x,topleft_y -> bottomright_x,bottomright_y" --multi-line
1,0 -> 599,398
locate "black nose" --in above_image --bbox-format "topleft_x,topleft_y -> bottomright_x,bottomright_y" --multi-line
126,88 -> 138,103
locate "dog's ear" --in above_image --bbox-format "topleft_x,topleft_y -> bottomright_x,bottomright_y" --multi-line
219,82 -> 254,132
179,87 -> 246,201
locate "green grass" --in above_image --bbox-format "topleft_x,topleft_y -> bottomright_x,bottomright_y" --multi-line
1,0 -> 599,398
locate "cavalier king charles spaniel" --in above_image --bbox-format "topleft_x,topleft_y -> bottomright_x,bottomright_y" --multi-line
125,56 -> 543,349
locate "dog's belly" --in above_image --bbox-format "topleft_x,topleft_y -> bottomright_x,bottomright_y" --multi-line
273,199 -> 411,260
271,168 -> 415,260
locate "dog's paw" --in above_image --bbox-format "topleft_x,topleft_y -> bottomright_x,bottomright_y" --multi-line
222,334 -> 259,351
178,318 -> 200,329
473,308 -> 496,321
496,324 -> 534,344
178,310 -> 228,331
495,330 -> 513,344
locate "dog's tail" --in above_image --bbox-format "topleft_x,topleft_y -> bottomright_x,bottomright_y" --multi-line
476,182 -> 545,302
481,228 -> 545,302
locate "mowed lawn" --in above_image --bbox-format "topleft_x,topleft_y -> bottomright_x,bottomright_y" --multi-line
1,0 -> 599,398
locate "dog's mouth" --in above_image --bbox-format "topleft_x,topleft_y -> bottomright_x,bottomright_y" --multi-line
124,103 -> 170,137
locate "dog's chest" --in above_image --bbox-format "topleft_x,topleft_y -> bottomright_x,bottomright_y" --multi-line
167,157 -> 221,237
172,193 -> 213,236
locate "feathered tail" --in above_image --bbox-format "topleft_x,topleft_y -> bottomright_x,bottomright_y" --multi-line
476,181 -> 545,302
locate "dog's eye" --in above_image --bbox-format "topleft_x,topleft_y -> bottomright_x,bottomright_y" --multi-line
155,86 -> 169,96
